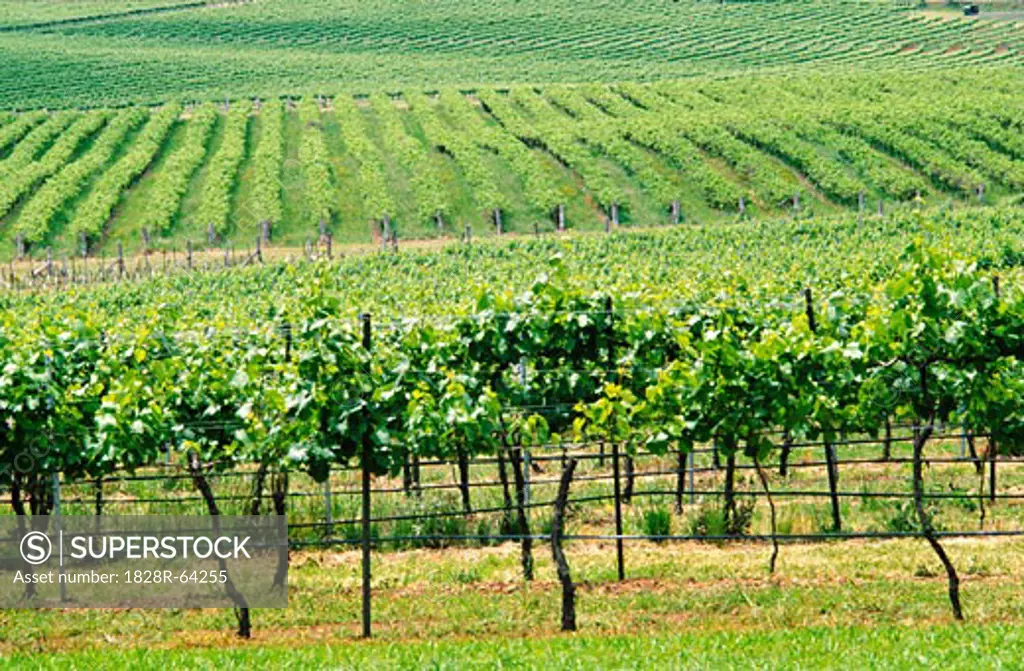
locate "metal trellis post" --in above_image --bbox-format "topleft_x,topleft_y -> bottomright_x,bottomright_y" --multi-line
360,313 -> 373,638
53,472 -> 67,602
688,450 -> 696,505
520,357 -> 531,506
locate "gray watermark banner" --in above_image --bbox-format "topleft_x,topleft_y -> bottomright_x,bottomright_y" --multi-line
0,516 -> 288,608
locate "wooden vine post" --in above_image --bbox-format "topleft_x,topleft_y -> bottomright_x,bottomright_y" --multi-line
360,312 -> 373,638
186,451 -> 252,638
688,451 -> 696,504
551,458 -> 578,631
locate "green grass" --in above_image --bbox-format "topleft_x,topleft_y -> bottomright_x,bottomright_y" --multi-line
6,431 -> 1021,667
10,624 -> 1024,670
3,535 -> 1024,667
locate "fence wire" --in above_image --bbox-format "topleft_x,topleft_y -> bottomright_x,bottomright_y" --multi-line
36,428 -> 1021,549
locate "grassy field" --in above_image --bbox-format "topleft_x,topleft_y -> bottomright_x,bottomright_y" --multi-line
3,536 -> 1024,668
4,432 -> 1020,668
14,626 -> 1024,670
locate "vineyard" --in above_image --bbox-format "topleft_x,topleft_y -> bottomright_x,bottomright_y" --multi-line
1,204 -> 1023,648
0,0 -> 1022,110
3,0 -> 1024,667
0,67 -> 1021,263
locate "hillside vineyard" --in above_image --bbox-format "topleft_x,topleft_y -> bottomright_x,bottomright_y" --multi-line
0,69 -> 1020,260
0,0 -> 1022,109
3,0 -> 1024,660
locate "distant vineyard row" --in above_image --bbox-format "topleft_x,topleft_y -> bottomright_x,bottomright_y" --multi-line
0,0 -> 1021,110
0,69 -> 1020,260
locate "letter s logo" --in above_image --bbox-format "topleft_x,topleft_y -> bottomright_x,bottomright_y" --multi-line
20,531 -> 52,565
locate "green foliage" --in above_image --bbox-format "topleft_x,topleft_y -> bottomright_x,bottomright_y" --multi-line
886,500 -> 943,534
0,211 -> 1021,502
687,499 -> 755,539
437,90 -> 560,216
141,103 -> 217,234
249,100 -> 285,226
0,70 -> 1021,254
14,108 -> 147,245
341,520 -> 380,545
373,93 -> 449,227
0,111 -> 107,223
298,99 -> 336,232
0,111 -> 47,154
408,91 -> 505,216
70,103 -> 180,242
196,102 -> 251,235
641,506 -> 672,540
389,495 -> 468,549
